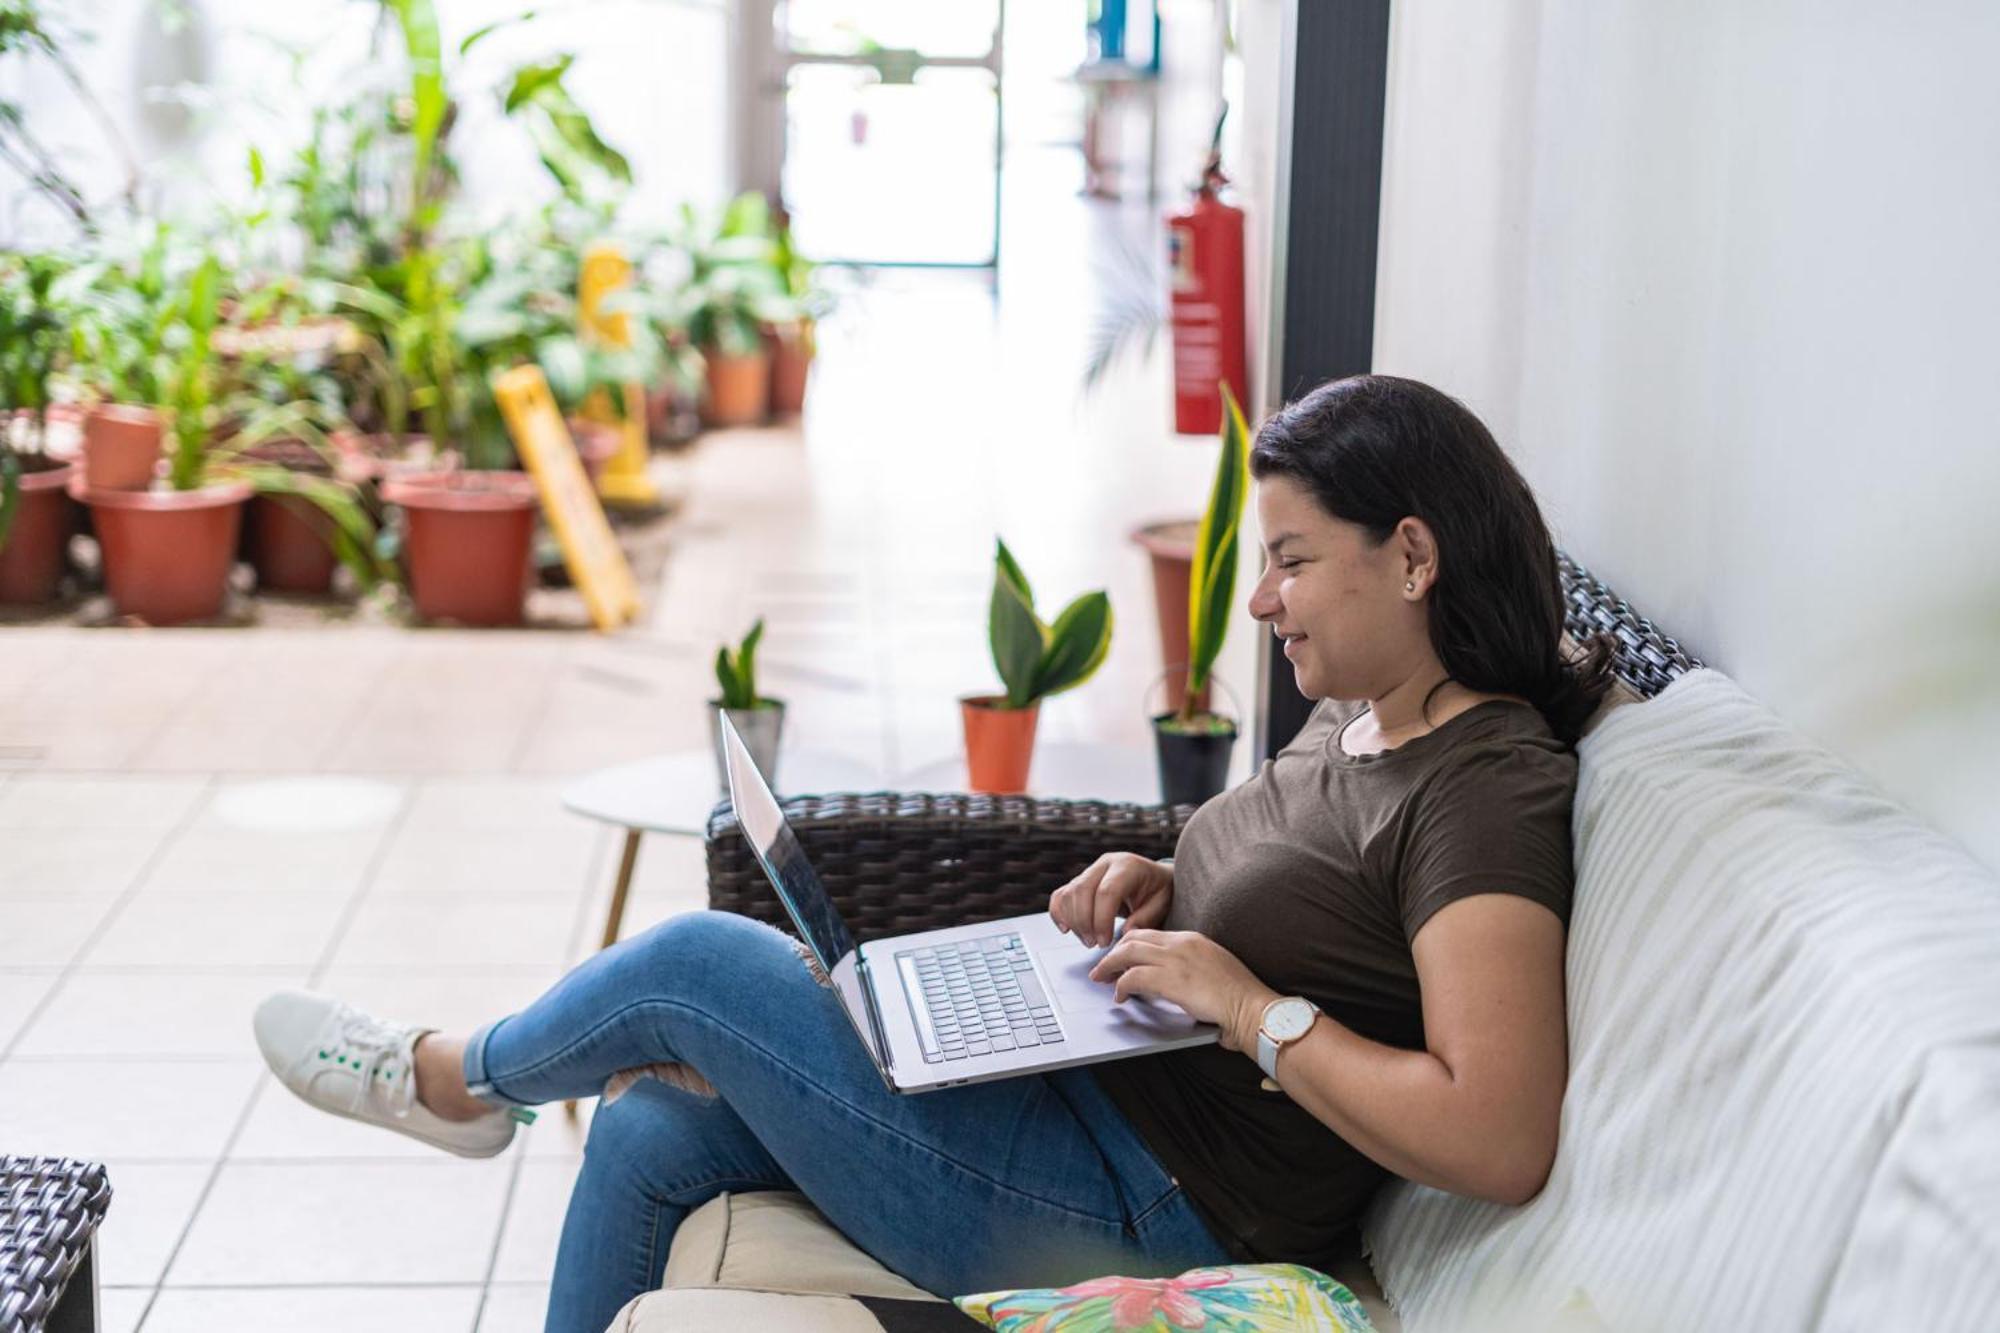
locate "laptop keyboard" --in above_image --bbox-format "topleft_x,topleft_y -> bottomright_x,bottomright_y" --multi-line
897,934 -> 1063,1064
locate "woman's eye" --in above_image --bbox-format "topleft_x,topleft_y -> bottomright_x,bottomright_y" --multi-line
1277,559 -> 1301,571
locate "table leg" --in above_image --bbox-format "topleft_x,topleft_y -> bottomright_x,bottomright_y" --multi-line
600,828 -> 644,951
567,828 -> 645,1121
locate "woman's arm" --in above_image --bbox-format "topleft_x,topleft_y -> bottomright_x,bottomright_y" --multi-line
1246,894 -> 1567,1205
1091,892 -> 1568,1206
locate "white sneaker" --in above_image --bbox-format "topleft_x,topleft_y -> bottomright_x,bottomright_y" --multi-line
252,989 -> 528,1158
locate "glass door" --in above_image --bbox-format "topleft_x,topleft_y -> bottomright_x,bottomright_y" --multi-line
777,1 -> 1005,267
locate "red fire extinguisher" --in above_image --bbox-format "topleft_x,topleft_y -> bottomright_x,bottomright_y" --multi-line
1167,118 -> 1248,436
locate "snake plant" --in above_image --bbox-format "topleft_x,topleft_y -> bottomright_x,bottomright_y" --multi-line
987,539 -> 1114,711
714,618 -> 772,710
1175,382 -> 1251,727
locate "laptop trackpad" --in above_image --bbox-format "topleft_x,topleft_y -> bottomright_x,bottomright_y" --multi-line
1040,938 -> 1203,1031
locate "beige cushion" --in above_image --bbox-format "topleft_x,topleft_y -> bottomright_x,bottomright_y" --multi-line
662,1191 -> 938,1302
618,1190 -> 1402,1332
608,1287 -> 905,1333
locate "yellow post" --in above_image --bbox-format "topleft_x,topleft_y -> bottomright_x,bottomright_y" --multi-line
578,241 -> 662,509
494,364 -> 642,632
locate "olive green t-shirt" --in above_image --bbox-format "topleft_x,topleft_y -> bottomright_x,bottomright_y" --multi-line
1092,695 -> 1577,1267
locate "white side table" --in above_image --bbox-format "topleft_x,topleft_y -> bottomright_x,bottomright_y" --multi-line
562,748 -> 887,951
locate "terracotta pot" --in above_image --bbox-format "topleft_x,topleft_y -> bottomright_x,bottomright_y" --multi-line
1131,518 -> 1210,716
81,404 -> 164,491
702,349 -> 771,428
566,418 -> 622,486
765,320 -> 814,417
382,470 -> 538,627
960,694 -> 1040,795
248,494 -> 340,595
0,457 -> 77,604
239,441 -> 341,596
74,478 -> 252,625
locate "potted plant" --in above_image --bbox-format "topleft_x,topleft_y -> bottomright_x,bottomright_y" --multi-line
0,252 -> 80,606
682,193 -> 796,428
764,212 -> 832,418
68,253 -> 258,625
341,259 -> 543,626
1151,385 -> 1251,806
965,538 -> 1115,794
215,397 -> 385,599
211,280 -> 383,597
71,227 -> 179,491
708,617 -> 785,793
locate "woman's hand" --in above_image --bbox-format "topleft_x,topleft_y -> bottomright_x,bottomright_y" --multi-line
1087,929 -> 1279,1053
1048,852 -> 1174,948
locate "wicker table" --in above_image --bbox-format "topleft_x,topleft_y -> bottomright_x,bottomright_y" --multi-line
0,1158 -> 109,1333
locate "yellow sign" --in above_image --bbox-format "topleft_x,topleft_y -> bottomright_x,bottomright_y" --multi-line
494,364 -> 642,632
578,242 -> 661,509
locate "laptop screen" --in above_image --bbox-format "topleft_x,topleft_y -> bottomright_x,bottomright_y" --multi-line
717,717 -> 858,978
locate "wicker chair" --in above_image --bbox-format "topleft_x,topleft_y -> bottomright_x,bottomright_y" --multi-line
0,1158 -> 110,1333
707,549 -> 1701,939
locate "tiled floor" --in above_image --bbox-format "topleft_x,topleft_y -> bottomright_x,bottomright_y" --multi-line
0,149 -> 1266,1327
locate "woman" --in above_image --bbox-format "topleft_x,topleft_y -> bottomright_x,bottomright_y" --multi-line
253,375 -> 1614,1333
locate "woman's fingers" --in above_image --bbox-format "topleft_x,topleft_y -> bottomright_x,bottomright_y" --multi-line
1127,885 -> 1171,930
1088,933 -> 1165,983
1049,856 -> 1112,937
1112,964 -> 1162,1004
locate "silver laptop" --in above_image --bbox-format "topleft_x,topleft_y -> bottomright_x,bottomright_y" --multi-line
719,715 -> 1219,1093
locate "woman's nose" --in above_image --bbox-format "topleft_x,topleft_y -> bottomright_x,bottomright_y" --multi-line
1247,576 -> 1280,621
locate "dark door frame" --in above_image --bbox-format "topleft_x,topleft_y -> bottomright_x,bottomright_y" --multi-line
1253,0 -> 1394,762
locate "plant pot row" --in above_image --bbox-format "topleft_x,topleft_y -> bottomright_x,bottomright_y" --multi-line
955,692 -> 1241,806
701,322 -> 813,429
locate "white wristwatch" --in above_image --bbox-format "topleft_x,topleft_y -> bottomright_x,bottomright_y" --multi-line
1255,996 -> 1321,1090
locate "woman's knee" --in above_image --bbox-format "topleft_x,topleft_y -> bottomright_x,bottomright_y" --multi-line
628,910 -> 815,991
582,1074 -> 706,1164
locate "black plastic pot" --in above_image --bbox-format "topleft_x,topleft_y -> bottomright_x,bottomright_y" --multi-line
1152,712 -> 1238,807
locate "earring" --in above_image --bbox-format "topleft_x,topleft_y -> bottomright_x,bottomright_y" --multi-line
1405,581 -> 1416,593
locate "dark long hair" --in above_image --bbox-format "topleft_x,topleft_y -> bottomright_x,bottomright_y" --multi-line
1249,375 -> 1616,749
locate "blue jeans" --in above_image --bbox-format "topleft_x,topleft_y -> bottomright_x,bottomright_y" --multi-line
463,910 -> 1232,1333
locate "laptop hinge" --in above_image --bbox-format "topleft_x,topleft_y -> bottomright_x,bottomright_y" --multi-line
856,953 -> 896,1081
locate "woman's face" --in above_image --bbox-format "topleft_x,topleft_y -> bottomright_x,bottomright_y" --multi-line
1246,474 -> 1434,702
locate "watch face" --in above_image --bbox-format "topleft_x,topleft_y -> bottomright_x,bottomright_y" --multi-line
1265,998 -> 1316,1042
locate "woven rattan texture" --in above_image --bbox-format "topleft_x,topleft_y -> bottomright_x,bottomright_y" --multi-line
1557,550 -> 1702,697
1,1158 -> 110,1333
707,793 -> 1186,942
707,555 -> 1694,942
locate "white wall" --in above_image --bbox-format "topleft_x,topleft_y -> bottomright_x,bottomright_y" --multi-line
0,0 -> 729,243
1372,1 -> 2000,870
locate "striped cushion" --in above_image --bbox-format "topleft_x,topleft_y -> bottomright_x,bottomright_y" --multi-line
1360,669 -> 2000,1331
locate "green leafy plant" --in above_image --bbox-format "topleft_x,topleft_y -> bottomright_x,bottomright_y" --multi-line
500,55 -> 632,204
713,618 -> 770,711
0,249 -> 70,545
987,538 -> 1114,711
675,193 -> 800,358
1173,383 -> 1251,728
161,253 -> 222,492
67,223 -> 184,410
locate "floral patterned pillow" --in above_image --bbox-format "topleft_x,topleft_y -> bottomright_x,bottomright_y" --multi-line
954,1263 -> 1377,1332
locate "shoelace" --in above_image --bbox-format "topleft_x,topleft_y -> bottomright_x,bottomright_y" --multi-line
334,1008 -> 419,1120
